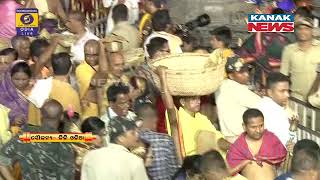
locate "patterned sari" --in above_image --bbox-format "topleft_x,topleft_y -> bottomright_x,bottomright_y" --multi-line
0,60 -> 30,126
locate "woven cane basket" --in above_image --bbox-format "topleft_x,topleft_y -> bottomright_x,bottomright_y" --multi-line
149,53 -> 225,96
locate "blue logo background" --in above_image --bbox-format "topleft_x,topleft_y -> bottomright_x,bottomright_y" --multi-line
20,14 -> 34,25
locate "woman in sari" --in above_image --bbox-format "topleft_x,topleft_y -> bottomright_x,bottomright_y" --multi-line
0,60 -> 34,130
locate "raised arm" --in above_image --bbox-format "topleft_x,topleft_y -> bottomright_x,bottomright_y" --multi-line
98,40 -> 109,73
96,41 -> 109,115
157,66 -> 182,164
33,35 -> 62,78
55,0 -> 68,24
308,69 -> 320,97
157,66 -> 176,122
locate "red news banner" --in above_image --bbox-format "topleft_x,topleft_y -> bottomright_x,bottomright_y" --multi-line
247,14 -> 294,32
19,132 -> 96,143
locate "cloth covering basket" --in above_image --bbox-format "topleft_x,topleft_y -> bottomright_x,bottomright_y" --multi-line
123,48 -> 145,68
148,53 -> 225,96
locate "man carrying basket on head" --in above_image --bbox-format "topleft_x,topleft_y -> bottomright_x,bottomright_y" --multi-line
156,64 -> 231,163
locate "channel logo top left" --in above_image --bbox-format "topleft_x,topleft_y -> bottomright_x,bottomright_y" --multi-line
16,8 -> 39,36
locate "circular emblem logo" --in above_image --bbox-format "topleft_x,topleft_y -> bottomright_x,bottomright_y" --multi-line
20,14 -> 34,25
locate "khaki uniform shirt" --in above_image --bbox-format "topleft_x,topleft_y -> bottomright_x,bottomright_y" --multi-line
111,21 -> 141,51
280,40 -> 320,101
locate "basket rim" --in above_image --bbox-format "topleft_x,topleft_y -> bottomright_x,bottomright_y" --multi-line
148,52 -> 225,72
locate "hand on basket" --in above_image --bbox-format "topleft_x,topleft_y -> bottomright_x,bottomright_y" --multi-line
156,66 -> 168,76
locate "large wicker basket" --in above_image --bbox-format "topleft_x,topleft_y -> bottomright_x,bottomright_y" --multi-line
148,53 -> 225,96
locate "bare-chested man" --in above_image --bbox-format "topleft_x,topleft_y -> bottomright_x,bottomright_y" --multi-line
227,108 -> 287,180
75,40 -> 100,119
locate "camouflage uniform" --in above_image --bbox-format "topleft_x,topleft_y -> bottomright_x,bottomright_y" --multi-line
0,126 -> 75,180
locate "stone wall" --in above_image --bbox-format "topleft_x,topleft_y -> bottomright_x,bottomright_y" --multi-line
168,0 -> 257,47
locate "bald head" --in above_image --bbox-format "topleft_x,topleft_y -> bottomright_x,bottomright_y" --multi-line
68,11 -> 86,25
84,40 -> 99,50
109,52 -> 125,77
84,40 -> 100,66
41,99 -> 63,121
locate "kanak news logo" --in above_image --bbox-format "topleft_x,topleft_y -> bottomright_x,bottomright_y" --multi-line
16,8 -> 39,36
248,14 -> 294,32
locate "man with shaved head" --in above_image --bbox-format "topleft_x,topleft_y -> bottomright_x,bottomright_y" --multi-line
0,100 -> 75,179
76,40 -> 101,118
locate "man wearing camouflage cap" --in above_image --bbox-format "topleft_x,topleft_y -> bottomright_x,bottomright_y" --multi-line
215,56 -> 261,143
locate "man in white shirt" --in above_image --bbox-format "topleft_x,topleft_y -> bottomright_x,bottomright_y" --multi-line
81,117 -> 148,180
257,72 -> 296,147
215,56 -> 261,143
103,0 -> 140,34
66,11 -> 99,65
144,9 -> 182,58
101,83 -> 136,127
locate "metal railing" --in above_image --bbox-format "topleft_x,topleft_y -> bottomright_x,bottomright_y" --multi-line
289,97 -> 320,144
256,62 -> 320,145
70,0 -> 108,38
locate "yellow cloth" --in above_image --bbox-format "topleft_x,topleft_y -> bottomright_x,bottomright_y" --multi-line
139,13 -> 152,34
210,48 -> 234,78
82,102 -> 99,120
28,79 -> 82,126
75,62 -> 99,118
75,62 -> 97,99
33,0 -> 49,16
166,107 -> 224,156
0,104 -> 12,144
280,40 -> 320,101
28,102 -> 42,126
50,79 -> 81,113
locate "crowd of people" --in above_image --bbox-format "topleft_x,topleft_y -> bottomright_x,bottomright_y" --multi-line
0,0 -> 320,179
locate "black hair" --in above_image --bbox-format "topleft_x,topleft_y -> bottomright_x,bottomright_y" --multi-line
107,82 -> 130,102
112,4 -> 128,23
152,9 -> 171,31
295,6 -> 313,18
266,72 -> 290,89
51,52 -> 72,75
68,10 -> 86,25
210,26 -> 232,48
200,150 -> 227,174
134,102 -> 156,117
30,39 -> 50,58
272,8 -> 285,14
243,108 -> 264,125
149,0 -> 167,8
81,116 -> 105,135
173,155 -> 202,179
10,61 -> 32,78
0,48 -> 18,60
291,148 -> 320,174
293,139 -> 320,155
146,37 -> 168,59
11,35 -> 29,50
